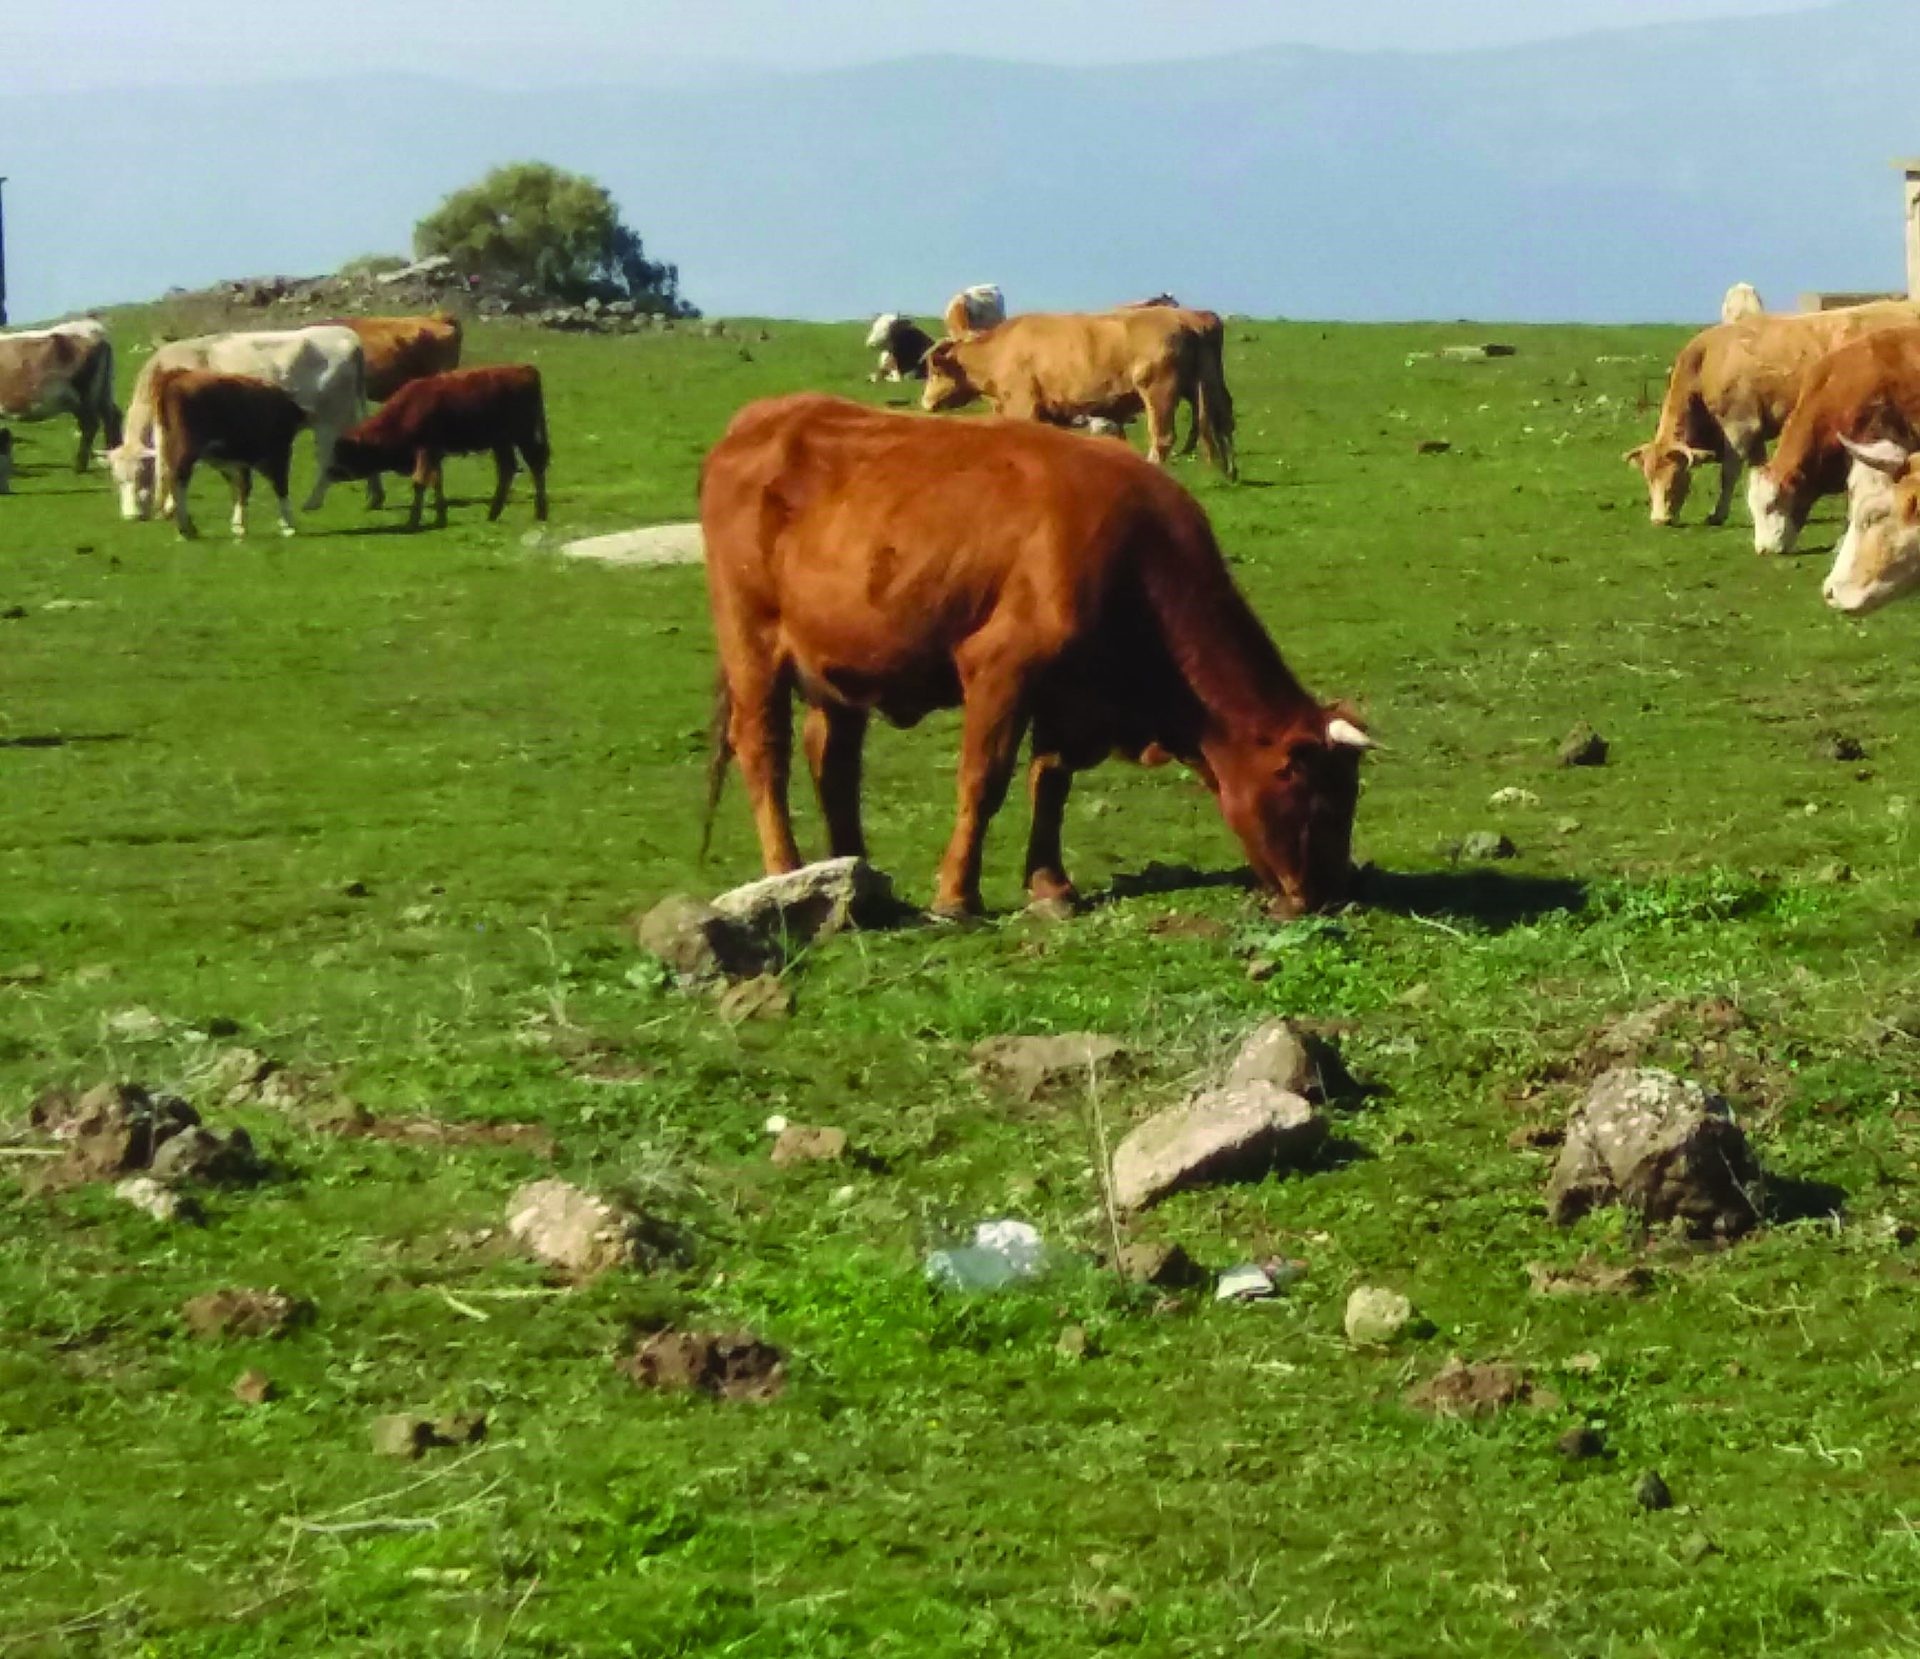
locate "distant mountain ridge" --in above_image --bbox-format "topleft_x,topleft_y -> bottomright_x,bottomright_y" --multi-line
0,0 -> 1907,325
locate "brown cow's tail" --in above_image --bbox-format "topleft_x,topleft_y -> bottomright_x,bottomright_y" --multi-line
1195,326 -> 1237,481
698,668 -> 733,865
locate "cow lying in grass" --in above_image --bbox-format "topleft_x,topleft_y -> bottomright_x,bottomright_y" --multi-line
319,365 -> 550,531
700,393 -> 1368,919
151,369 -> 308,539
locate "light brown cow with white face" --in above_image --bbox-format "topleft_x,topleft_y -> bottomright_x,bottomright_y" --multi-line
1822,436 -> 1920,614
0,319 -> 122,471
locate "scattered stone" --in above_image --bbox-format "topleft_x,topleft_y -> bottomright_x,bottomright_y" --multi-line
1417,438 -> 1452,454
1547,1067 -> 1763,1238
1214,1263 -> 1277,1302
1810,859 -> 1854,886
1557,1425 -> 1606,1460
1679,1530 -> 1719,1564
1114,1240 -> 1206,1290
181,1288 -> 311,1339
31,1082 -> 200,1183
1459,831 -> 1519,862
1488,787 -> 1540,809
1056,1324 -> 1095,1360
506,1178 -> 643,1279
1244,956 -> 1279,984
971,1033 -> 1132,1101
635,895 -> 778,983
105,1006 -> 168,1041
1224,1019 -> 1318,1099
232,1368 -> 276,1405
557,523 -> 705,567
1527,1258 -> 1654,1298
709,857 -> 899,947
1556,817 -> 1583,836
0,963 -> 47,986
370,1414 -> 436,1459
1565,1351 -> 1602,1374
770,1125 -> 848,1166
114,1176 -> 193,1223
1111,1081 -> 1327,1211
1636,1470 -> 1674,1511
150,1124 -> 263,1185
1344,1285 -> 1414,1346
433,1411 -> 488,1446
618,1329 -> 786,1401
1558,724 -> 1609,767
1815,732 -> 1866,762
1406,1357 -> 1532,1417
1441,343 -> 1518,360
716,974 -> 794,1023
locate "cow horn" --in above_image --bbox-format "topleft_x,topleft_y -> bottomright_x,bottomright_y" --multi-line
1326,717 -> 1374,750
1841,434 -> 1914,477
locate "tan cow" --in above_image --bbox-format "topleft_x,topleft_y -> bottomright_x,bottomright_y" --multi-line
0,318 -> 122,471
328,313 -> 464,402
922,308 -> 1237,478
1720,283 -> 1764,324
1625,302 -> 1920,526
1748,327 -> 1920,555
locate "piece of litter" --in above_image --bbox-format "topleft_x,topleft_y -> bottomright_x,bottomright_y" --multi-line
1215,1263 -> 1276,1302
926,1219 -> 1048,1291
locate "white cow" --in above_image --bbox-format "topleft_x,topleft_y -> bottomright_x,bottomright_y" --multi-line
943,283 -> 1007,338
1720,282 -> 1764,324
108,325 -> 369,520
0,317 -> 122,470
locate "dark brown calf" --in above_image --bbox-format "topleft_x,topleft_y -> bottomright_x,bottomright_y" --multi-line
152,369 -> 308,539
321,364 -> 550,531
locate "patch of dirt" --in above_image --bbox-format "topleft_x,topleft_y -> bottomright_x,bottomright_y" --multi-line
1405,1357 -> 1534,1418
26,1082 -> 201,1189
324,1102 -> 555,1157
1527,1258 -> 1654,1298
618,1329 -> 786,1402
181,1288 -> 313,1339
1145,914 -> 1231,941
971,1034 -> 1134,1102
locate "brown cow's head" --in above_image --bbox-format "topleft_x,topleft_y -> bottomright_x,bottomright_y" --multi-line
920,341 -> 980,413
1824,436 -> 1920,615
320,435 -> 393,485
1624,441 -> 1713,526
1214,709 -> 1372,916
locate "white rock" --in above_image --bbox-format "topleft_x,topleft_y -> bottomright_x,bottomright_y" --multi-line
1111,1081 -> 1327,1211
1344,1285 -> 1413,1345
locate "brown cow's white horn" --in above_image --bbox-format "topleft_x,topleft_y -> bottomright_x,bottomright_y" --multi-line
1326,717 -> 1374,750
1841,434 -> 1913,476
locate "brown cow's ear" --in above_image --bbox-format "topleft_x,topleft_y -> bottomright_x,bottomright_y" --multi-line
1622,444 -> 1648,466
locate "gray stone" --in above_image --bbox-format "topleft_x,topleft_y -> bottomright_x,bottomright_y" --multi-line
1114,1240 -> 1205,1289
1225,1019 -> 1317,1098
1441,343 -> 1517,361
710,857 -> 898,947
1558,724 -> 1609,767
1111,1081 -> 1326,1211
771,1125 -> 848,1166
1344,1285 -> 1413,1346
1636,1470 -> 1674,1511
636,894 -> 778,983
506,1178 -> 641,1279
1547,1067 -> 1762,1238
1460,831 -> 1519,861
149,1125 -> 263,1185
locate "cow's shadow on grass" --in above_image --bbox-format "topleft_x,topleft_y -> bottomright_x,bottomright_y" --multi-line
0,733 -> 131,751
1093,862 -> 1253,907
1354,864 -> 1588,932
1764,1171 -> 1847,1225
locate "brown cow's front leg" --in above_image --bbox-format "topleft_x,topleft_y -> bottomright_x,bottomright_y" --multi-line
487,443 -> 517,521
934,664 -> 1033,917
170,452 -> 199,540
74,412 -> 96,473
227,465 -> 251,538
1022,751 -> 1078,909
803,703 -> 870,860
730,664 -> 804,875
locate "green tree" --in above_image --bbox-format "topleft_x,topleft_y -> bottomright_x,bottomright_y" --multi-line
413,162 -> 696,314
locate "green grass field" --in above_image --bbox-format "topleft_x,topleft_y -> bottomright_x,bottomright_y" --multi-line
6,307 -> 1920,1656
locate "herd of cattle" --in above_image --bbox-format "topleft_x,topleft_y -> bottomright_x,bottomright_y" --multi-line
0,312 -> 548,535
5,278 -> 1920,917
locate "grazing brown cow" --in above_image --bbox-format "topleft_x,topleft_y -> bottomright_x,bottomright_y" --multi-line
1625,301 -> 1920,526
329,313 -> 464,402
1821,435 -> 1920,613
1747,327 -> 1920,555
699,394 -> 1369,918
922,307 -> 1237,478
319,365 -> 550,530
0,319 -> 122,471
150,369 -> 309,539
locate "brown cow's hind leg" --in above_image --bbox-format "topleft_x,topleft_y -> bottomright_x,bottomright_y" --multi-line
730,662 -> 804,875
228,466 -> 251,538
488,444 -> 517,520
803,703 -> 870,859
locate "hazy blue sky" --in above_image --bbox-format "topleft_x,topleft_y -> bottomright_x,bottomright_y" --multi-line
8,0 -> 1827,88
